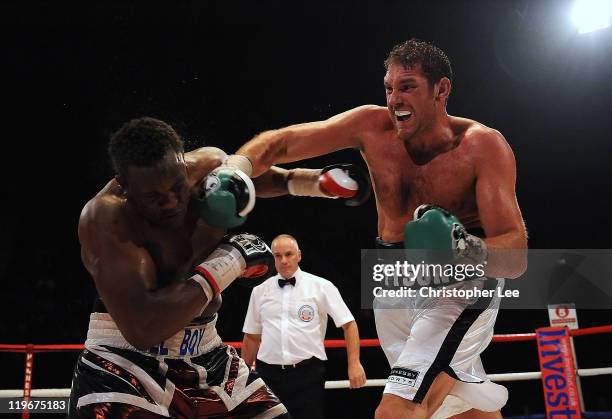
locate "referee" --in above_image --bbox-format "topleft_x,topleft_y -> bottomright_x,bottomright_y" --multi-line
241,234 -> 366,419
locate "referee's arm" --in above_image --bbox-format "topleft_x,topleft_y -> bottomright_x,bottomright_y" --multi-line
241,333 -> 262,368
342,321 -> 367,388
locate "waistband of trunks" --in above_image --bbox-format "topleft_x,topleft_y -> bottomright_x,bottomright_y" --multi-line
85,312 -> 222,358
375,237 -> 403,249
375,227 -> 486,250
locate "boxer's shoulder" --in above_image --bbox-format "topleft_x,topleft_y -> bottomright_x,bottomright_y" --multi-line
79,183 -> 134,244
351,104 -> 387,115
328,105 -> 388,132
350,105 -> 393,129
453,117 -> 505,145
337,105 -> 396,148
452,117 -> 512,162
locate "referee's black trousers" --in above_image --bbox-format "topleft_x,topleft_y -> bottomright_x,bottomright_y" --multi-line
256,358 -> 326,419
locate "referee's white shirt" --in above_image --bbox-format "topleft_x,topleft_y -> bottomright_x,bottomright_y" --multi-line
242,268 -> 355,366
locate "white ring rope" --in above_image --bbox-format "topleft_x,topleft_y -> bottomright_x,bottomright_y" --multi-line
2,367 -> 611,397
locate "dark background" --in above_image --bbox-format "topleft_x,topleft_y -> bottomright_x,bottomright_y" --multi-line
1,1 -> 611,416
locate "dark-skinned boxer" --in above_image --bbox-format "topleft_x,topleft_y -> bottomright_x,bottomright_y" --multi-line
68,117 -> 370,418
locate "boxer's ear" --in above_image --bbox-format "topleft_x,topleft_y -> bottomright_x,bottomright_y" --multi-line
435,77 -> 451,102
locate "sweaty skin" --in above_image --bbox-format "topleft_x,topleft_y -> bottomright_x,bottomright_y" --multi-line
78,147 -> 294,350
236,63 -> 527,419
238,64 -> 527,277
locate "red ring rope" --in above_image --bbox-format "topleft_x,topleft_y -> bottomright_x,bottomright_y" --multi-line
1,324 -> 611,352
2,324 -> 612,419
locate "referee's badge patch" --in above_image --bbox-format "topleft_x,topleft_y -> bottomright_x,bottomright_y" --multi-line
298,305 -> 315,322
388,367 -> 419,386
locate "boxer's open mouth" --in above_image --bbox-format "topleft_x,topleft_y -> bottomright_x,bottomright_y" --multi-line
395,110 -> 412,121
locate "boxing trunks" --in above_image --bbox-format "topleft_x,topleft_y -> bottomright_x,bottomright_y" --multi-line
68,308 -> 287,418
374,237 -> 508,416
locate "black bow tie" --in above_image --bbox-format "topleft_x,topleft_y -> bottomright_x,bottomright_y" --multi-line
278,277 -> 296,288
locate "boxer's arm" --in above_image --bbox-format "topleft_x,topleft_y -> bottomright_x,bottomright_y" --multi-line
473,130 -> 528,278
241,333 -> 261,368
185,147 -> 298,198
186,145 -> 365,203
252,166 -> 291,197
238,105 -> 381,177
79,205 -> 210,350
254,164 -> 371,206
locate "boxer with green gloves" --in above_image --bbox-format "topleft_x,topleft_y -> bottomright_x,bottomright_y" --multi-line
234,39 -> 528,419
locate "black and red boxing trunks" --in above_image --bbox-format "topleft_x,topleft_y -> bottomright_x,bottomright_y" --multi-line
68,312 -> 287,418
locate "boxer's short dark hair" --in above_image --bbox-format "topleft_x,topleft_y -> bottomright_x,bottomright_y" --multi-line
384,39 -> 453,87
109,117 -> 184,177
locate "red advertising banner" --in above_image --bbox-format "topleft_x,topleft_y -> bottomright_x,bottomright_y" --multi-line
536,327 -> 581,418
22,345 -> 34,419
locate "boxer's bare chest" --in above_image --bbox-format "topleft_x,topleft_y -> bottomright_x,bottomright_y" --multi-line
362,131 -> 478,239
140,210 -> 225,315
141,208 -> 225,287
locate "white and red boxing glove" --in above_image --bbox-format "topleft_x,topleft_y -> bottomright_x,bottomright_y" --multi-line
288,164 -> 371,207
190,233 -> 275,301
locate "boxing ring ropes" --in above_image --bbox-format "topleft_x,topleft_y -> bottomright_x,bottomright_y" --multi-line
1,324 -> 611,418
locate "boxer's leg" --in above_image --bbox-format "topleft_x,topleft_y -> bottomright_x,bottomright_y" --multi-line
450,408 -> 503,419
376,280 -> 503,419
374,307 -> 415,367
68,347 -> 176,418
75,403 -> 168,419
376,372 -> 456,419
188,345 -> 288,418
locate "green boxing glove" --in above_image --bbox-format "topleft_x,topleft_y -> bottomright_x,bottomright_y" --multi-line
197,163 -> 256,229
404,204 -> 488,265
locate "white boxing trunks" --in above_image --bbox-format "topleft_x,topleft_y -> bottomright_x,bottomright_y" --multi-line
374,277 -> 508,414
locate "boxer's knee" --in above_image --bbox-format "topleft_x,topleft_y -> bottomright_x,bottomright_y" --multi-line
375,394 -> 427,419
450,409 -> 503,419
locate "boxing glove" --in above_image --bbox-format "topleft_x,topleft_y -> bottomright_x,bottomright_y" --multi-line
190,233 -> 275,301
404,204 -> 488,265
197,155 -> 256,229
288,163 -> 372,207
